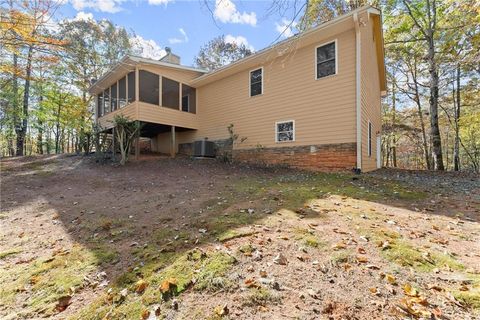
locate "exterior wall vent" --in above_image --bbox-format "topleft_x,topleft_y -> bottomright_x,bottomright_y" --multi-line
193,139 -> 215,157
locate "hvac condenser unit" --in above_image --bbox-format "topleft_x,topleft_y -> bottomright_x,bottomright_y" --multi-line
193,139 -> 215,157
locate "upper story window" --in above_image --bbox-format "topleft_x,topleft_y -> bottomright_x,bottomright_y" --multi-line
276,120 -> 295,142
127,71 -> 135,103
316,41 -> 336,79
250,68 -> 263,97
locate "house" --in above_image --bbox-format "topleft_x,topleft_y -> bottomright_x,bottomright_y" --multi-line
89,5 -> 386,172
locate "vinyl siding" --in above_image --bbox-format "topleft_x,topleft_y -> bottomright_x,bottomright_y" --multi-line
360,13 -> 382,172
192,29 -> 357,150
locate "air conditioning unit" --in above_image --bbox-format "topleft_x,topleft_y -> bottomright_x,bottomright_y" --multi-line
193,139 -> 215,157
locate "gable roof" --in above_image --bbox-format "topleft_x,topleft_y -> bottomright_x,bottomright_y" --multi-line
89,5 -> 386,95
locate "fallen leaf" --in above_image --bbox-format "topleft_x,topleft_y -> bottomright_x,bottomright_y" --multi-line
356,256 -> 368,263
214,304 -> 229,316
160,278 -> 177,294
386,274 -> 397,285
141,309 -> 150,320
403,283 -> 419,297
135,279 -> 148,294
357,247 -> 366,254
55,295 -> 72,312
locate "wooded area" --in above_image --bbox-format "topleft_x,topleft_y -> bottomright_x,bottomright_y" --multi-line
1,0 -> 479,171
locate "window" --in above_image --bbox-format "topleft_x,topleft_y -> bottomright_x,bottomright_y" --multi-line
162,77 -> 179,109
250,68 -> 262,96
127,71 -> 135,103
97,92 -> 103,117
111,83 -> 117,111
276,120 -> 295,142
368,121 -> 372,157
139,70 -> 159,105
316,41 -> 336,79
103,88 -> 110,114
181,84 -> 196,113
118,77 -> 126,108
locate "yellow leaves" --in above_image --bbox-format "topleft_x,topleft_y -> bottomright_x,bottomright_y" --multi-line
160,278 -> 177,294
403,283 -> 419,297
134,279 -> 148,294
332,241 -> 347,250
356,256 -> 368,263
385,274 -> 397,285
214,304 -> 229,316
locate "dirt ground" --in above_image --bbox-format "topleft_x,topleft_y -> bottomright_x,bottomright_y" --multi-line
0,154 -> 479,320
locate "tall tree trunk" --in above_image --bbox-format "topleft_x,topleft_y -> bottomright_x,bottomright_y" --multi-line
453,65 -> 461,171
391,80 -> 397,167
16,45 -> 34,156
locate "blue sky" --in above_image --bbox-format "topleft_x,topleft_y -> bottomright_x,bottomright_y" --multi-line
58,0 -> 300,66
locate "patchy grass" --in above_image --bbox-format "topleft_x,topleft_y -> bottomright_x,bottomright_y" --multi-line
0,248 -> 22,260
217,229 -> 256,242
242,287 -> 281,307
0,244 -> 99,317
293,228 -> 325,248
453,288 -> 480,310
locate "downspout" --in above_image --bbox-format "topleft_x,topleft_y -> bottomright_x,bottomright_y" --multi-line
353,13 -> 362,171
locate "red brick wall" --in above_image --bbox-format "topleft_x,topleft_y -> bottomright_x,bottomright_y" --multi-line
233,143 -> 356,172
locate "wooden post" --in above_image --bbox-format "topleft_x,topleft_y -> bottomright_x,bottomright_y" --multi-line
112,127 -> 116,161
135,67 -> 139,102
170,126 -> 176,158
135,121 -> 140,160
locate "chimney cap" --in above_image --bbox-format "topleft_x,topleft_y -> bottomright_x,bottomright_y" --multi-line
165,47 -> 171,54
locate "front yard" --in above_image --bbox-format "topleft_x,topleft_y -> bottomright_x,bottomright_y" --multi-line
0,155 -> 479,319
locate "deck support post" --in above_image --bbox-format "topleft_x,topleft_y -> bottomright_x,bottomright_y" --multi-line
135,120 -> 140,160
112,127 -> 116,161
170,126 -> 176,158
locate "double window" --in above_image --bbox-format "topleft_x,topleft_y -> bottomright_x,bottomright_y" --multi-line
275,120 -> 295,142
316,41 -> 336,79
250,68 -> 263,96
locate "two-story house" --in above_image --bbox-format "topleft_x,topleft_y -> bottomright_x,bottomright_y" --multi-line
89,5 -> 386,172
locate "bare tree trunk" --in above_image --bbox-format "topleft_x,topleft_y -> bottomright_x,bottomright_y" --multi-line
391,80 -> 397,167
16,45 -> 34,156
453,65 -> 461,171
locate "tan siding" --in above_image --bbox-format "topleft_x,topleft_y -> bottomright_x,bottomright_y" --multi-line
190,29 -> 357,150
137,102 -> 199,129
360,14 -> 382,172
98,103 -> 137,129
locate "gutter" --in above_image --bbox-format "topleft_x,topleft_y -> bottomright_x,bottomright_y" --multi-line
353,13 -> 362,171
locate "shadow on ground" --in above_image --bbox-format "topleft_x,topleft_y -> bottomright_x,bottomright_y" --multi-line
0,154 -> 478,319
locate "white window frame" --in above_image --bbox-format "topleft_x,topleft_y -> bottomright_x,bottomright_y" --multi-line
368,121 -> 372,157
315,39 -> 338,80
275,120 -> 295,143
249,67 -> 263,97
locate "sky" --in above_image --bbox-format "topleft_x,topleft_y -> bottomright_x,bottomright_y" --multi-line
57,0 -> 300,66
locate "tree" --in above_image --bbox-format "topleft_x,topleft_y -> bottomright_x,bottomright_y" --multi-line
195,35 -> 253,71
112,115 -> 142,165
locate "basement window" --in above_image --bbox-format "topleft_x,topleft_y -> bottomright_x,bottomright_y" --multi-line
139,70 -> 159,105
250,68 -> 263,96
162,77 -> 180,109
316,41 -> 336,79
275,120 -> 295,142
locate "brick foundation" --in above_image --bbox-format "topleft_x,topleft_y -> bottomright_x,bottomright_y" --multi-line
233,143 -> 357,172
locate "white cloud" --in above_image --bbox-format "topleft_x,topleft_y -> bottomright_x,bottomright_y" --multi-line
72,11 -> 94,21
225,34 -> 254,51
168,28 -> 189,44
148,0 -> 173,5
275,18 -> 298,38
214,0 -> 256,26
71,0 -> 124,13
130,35 -> 166,60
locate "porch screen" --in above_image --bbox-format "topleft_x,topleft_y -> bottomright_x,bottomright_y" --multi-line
181,84 -> 196,113
111,83 -> 117,111
118,77 -> 126,108
127,71 -> 135,103
103,88 -> 110,114
139,70 -> 159,105
162,77 -> 179,109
